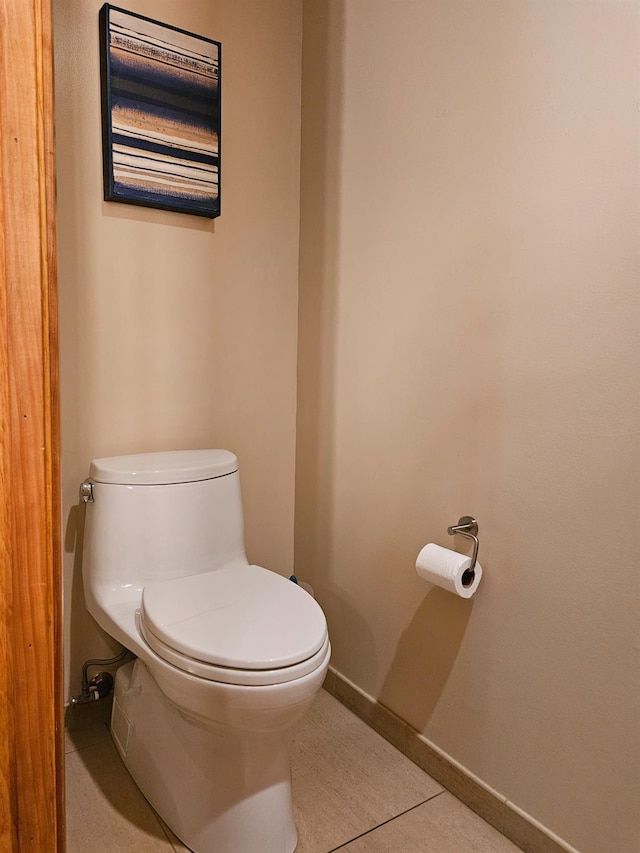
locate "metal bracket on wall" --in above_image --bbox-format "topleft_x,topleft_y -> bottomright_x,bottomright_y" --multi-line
79,480 -> 94,503
447,515 -> 480,582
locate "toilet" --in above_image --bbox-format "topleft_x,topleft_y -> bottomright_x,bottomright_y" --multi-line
81,449 -> 330,853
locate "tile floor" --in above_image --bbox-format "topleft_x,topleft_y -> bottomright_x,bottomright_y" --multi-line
65,689 -> 522,852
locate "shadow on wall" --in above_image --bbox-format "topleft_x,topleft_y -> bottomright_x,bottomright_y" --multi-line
379,587 -> 472,732
293,0 -> 345,596
317,584 -> 380,687
294,0 -> 502,736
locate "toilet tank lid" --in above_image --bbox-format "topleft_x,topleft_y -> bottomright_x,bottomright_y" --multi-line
89,450 -> 238,485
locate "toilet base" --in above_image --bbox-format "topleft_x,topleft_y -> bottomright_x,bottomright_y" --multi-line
111,659 -> 298,853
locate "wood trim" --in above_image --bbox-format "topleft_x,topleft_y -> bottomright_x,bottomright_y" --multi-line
324,668 -> 576,853
0,0 -> 63,849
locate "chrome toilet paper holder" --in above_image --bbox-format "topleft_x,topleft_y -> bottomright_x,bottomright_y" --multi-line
447,516 -> 480,585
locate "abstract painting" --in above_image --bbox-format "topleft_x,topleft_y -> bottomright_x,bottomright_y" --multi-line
99,4 -> 221,218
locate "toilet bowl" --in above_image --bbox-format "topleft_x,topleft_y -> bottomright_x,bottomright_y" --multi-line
81,450 -> 330,853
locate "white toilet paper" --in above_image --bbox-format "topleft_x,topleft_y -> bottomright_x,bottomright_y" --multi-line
415,543 -> 482,599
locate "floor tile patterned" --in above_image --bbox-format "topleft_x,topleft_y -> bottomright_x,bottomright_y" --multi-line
337,792 -> 522,852
65,687 -> 521,852
66,740 -> 176,851
290,691 -> 442,852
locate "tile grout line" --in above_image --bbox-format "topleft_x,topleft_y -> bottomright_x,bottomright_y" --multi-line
325,673 -> 579,853
326,790 -> 446,852
64,723 -> 112,754
64,739 -> 112,756
152,806 -> 191,852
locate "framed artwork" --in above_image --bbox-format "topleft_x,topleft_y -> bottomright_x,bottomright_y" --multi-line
99,4 -> 221,218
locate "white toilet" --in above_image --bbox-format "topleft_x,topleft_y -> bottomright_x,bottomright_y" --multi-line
81,449 -> 330,853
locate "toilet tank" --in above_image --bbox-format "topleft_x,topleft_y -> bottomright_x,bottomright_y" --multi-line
83,450 -> 249,595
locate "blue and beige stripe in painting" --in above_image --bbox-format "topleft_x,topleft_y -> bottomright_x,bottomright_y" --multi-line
101,5 -> 220,217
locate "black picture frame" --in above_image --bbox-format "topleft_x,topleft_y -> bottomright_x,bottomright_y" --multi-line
99,4 -> 221,218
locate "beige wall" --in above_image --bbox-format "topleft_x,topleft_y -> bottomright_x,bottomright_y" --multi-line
56,0 -> 639,849
296,2 -> 640,852
55,0 -> 303,700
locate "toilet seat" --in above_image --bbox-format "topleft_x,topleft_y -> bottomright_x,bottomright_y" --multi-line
139,564 -> 329,687
138,615 -> 330,686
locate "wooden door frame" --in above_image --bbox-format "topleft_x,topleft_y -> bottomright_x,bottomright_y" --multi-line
0,0 -> 64,849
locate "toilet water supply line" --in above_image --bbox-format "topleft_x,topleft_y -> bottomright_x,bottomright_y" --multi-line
69,647 -> 129,706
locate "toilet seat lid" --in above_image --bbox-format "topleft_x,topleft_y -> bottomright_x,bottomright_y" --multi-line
140,564 -> 327,671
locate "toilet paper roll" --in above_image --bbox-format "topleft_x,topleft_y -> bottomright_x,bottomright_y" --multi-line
415,543 -> 482,599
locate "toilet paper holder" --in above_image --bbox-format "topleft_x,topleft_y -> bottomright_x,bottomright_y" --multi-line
447,516 -> 480,582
